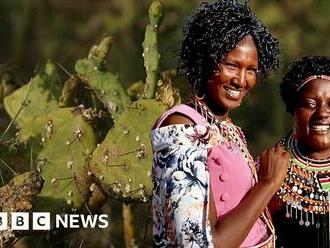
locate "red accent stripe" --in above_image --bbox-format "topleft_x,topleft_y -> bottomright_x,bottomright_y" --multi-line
319,178 -> 330,183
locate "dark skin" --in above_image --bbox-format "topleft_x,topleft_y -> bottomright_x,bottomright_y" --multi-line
160,36 -> 289,247
295,79 -> 330,159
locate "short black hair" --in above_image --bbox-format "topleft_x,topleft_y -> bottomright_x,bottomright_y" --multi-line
178,0 -> 279,96
280,56 -> 330,114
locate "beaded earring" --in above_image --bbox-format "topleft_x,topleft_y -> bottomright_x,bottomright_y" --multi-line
195,92 -> 205,101
194,84 -> 205,101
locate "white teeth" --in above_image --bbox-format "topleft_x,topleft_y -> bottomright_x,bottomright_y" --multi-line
311,125 -> 330,131
226,88 -> 240,97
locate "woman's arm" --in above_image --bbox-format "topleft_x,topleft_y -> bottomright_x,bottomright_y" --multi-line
153,114 -> 213,247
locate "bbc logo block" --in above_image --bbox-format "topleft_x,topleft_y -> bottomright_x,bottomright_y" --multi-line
33,212 -> 50,230
0,212 -> 51,230
11,212 -> 29,230
0,212 -> 8,230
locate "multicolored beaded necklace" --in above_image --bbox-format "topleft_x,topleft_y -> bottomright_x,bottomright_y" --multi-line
193,99 -> 252,169
193,99 -> 276,246
277,133 -> 330,227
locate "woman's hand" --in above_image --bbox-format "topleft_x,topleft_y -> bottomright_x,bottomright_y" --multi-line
258,143 -> 290,192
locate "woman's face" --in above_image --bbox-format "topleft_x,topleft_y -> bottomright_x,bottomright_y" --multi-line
295,79 -> 330,157
207,35 -> 258,113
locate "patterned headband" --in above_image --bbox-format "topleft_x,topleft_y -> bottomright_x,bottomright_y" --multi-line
297,74 -> 330,92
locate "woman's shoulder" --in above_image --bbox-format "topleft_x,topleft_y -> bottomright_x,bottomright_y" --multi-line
152,103 -> 208,129
151,104 -> 224,151
160,112 -> 195,127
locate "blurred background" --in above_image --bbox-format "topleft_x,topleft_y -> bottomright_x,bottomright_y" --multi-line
0,0 -> 329,247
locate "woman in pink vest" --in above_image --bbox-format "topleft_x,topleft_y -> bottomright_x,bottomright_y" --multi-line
151,1 -> 289,247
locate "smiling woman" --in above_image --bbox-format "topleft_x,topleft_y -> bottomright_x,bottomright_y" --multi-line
271,56 -> 330,248
150,0 -> 290,247
296,78 -> 330,155
207,35 -> 259,115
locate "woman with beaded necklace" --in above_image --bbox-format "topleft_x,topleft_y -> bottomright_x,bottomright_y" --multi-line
151,1 -> 289,247
271,56 -> 330,248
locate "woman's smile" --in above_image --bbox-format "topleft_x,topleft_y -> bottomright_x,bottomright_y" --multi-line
223,84 -> 244,100
309,122 -> 330,133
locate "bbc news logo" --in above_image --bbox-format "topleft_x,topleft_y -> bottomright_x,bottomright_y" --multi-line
0,212 -> 109,230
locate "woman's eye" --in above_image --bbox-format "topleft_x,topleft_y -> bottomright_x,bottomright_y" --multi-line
247,68 -> 258,74
301,100 -> 316,109
225,63 -> 238,69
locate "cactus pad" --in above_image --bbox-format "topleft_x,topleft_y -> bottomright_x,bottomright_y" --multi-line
142,1 -> 164,99
75,37 -> 131,120
17,108 -> 96,213
90,99 -> 166,202
3,62 -> 62,127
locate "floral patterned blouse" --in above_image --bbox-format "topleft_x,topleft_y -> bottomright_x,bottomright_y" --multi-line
152,123 -> 216,247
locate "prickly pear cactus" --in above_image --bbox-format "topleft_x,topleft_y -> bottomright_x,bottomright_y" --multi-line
90,99 -> 166,202
143,1 -> 164,99
0,2 -> 178,239
17,108 -> 96,213
3,62 -> 62,127
75,37 -> 131,121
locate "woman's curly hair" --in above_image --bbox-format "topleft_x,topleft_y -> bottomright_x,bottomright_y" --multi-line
280,56 -> 330,115
178,0 -> 279,96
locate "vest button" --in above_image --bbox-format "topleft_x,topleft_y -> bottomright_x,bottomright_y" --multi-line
220,193 -> 230,201
219,173 -> 229,182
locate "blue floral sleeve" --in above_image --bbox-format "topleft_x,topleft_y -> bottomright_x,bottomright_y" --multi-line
151,124 -> 218,247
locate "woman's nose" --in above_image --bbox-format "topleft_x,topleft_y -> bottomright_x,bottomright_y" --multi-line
233,70 -> 246,88
315,104 -> 330,118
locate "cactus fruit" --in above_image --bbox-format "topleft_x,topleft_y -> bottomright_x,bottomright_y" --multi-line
90,99 -> 166,202
143,1 -> 164,99
16,108 -> 96,213
148,1 -> 164,27
75,37 -> 131,121
87,37 -> 112,70
3,62 -> 62,127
